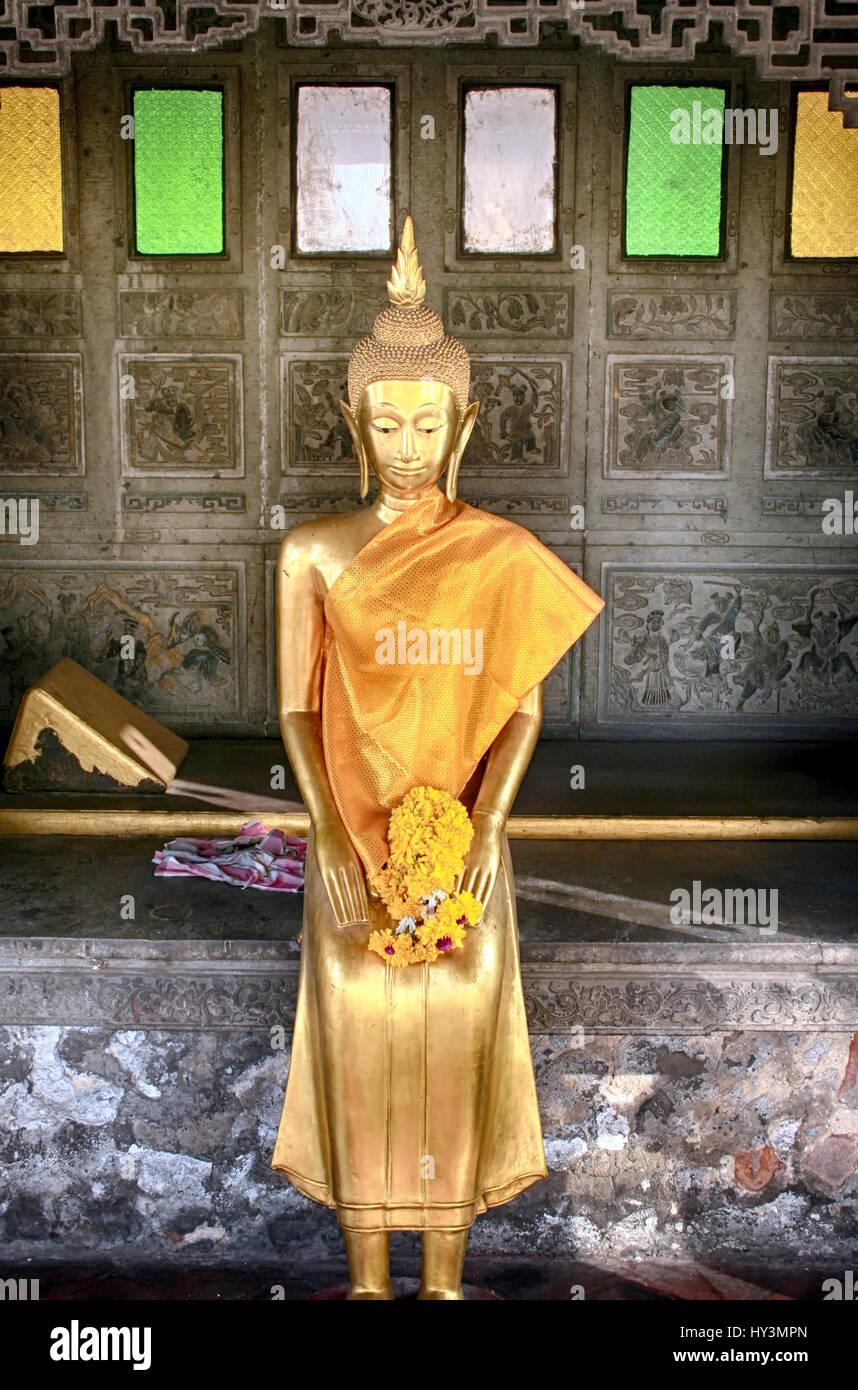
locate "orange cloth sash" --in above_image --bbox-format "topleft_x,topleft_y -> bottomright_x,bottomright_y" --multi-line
322,487 -> 605,877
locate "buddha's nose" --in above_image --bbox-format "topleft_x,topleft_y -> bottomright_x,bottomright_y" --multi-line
396,426 -> 419,463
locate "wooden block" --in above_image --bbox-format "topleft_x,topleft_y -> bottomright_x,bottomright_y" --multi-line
3,657 -> 188,793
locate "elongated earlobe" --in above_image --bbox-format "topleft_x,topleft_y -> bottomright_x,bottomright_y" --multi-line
339,399 -> 370,500
446,400 -> 479,503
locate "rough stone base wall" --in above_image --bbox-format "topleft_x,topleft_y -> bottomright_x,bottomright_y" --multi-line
2,1024 -> 856,1268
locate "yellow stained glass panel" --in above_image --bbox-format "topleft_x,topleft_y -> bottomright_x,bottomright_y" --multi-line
0,86 -> 63,253
791,91 -> 858,258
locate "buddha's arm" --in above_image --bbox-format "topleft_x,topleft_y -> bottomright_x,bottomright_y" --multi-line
457,681 -> 543,906
276,533 -> 369,926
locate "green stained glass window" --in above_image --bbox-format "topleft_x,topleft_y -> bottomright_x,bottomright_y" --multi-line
625,86 -> 726,257
133,88 -> 224,255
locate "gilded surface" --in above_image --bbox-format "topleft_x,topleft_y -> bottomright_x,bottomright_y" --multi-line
270,218 -> 603,1296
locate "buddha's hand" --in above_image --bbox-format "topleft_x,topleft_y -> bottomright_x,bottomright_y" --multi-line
314,818 -> 370,926
456,809 -> 505,908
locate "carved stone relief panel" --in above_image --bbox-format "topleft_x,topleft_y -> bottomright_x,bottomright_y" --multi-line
279,286 -> 382,337
601,564 -> 858,724
280,354 -> 353,474
118,353 -> 244,478
769,293 -> 858,342
607,291 -> 736,340
118,290 -> 244,339
443,287 -> 572,339
604,355 -> 732,479
0,291 -> 82,338
0,562 -> 243,724
764,357 -> 858,478
542,650 -> 573,724
0,353 -> 84,475
467,356 -> 568,477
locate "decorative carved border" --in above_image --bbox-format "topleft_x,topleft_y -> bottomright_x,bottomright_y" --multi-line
2,937 -> 857,1033
769,290 -> 858,341
443,286 -> 573,339
118,289 -> 245,339
2,5 -> 856,109
279,283 -> 383,338
602,495 -> 728,516
607,290 -> 737,340
0,290 -> 83,338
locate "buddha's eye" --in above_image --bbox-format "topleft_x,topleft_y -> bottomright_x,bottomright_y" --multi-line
371,420 -> 399,434
417,421 -> 444,434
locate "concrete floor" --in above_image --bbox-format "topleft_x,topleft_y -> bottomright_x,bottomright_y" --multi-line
14,1253 -> 841,1301
1,832 -> 857,945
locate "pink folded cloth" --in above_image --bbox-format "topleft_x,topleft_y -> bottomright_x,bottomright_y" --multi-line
153,820 -> 306,892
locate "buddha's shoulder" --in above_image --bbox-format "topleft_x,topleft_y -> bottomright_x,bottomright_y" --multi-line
276,507 -> 374,568
462,502 -> 542,548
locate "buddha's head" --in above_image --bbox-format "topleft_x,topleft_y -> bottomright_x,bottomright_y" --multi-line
340,216 -> 479,502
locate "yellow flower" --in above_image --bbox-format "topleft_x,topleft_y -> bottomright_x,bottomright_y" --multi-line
368,787 -> 483,967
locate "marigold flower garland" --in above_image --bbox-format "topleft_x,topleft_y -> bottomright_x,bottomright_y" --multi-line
368,786 -> 484,966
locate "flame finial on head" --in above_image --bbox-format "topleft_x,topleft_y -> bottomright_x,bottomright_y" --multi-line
386,215 -> 426,309
347,214 -> 470,416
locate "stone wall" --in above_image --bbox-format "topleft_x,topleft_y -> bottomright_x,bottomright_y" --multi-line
2,938 -> 856,1268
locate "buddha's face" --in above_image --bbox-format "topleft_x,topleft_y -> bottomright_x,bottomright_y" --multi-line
356,379 -> 459,495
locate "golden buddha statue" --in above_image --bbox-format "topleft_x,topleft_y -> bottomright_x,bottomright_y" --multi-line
271,216 -> 604,1300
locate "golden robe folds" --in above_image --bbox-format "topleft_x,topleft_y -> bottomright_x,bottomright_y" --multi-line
271,487 -> 605,1231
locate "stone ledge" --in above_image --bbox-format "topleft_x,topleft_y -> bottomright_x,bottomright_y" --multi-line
2,937 -> 857,1033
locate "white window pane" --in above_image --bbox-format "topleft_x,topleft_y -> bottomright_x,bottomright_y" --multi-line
296,86 -> 392,253
463,87 -> 556,254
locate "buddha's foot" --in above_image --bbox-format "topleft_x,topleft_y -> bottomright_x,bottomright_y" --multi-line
416,1286 -> 465,1301
346,1283 -> 396,1300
